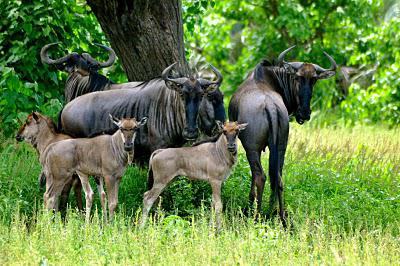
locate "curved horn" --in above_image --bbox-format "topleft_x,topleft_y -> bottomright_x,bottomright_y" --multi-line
83,43 -> 116,68
209,64 -> 223,85
162,62 -> 187,85
197,64 -> 223,88
313,51 -> 337,73
277,45 -> 296,65
40,43 -> 73,65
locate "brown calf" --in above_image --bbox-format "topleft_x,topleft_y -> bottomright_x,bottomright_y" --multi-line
141,121 -> 247,229
42,115 -> 147,222
16,112 -> 83,214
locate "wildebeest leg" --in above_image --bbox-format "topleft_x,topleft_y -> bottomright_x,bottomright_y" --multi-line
141,177 -> 171,227
76,171 -> 94,223
43,174 -> 54,210
59,177 -> 73,220
44,187 -> 57,211
246,149 -> 266,214
96,176 -> 107,223
110,177 -> 121,221
268,143 -> 287,228
44,178 -> 65,213
58,174 -> 83,216
277,123 -> 289,227
210,179 -> 223,231
105,176 -> 121,221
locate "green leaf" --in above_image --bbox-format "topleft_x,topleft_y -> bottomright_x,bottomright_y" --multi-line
22,23 -> 32,34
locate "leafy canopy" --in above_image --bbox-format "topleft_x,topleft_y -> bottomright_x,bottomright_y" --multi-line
1,0 -> 399,136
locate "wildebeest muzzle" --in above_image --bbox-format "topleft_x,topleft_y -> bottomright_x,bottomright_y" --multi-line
183,127 -> 199,140
295,109 -> 311,125
15,134 -> 23,142
124,143 -> 134,152
227,143 -> 237,153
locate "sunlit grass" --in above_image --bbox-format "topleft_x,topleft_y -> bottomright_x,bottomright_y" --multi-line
0,210 -> 399,265
0,125 -> 399,264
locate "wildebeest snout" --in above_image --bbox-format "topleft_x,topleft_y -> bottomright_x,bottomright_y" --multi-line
124,143 -> 133,152
15,134 -> 23,142
227,143 -> 236,152
295,109 -> 311,125
183,127 -> 199,140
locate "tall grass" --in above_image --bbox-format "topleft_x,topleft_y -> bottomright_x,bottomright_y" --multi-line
0,125 -> 399,264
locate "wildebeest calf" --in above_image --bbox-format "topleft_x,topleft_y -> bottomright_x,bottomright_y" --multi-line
141,121 -> 247,229
42,115 -> 147,222
15,112 -> 83,215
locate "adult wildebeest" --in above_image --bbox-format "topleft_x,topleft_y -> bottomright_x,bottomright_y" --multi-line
38,43 -> 118,210
42,115 -> 147,222
40,43 -> 117,102
229,46 -> 337,227
59,63 -> 226,163
41,43 -> 226,130
141,121 -> 247,230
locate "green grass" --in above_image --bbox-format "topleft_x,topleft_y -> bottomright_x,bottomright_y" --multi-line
0,125 -> 399,265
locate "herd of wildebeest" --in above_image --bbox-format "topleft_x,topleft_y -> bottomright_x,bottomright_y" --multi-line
15,43 -> 337,229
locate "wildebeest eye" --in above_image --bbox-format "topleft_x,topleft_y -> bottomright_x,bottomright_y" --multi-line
175,84 -> 183,90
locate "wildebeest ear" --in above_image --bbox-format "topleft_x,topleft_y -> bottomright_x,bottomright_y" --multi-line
109,114 -> 120,126
237,123 -> 248,131
215,120 -> 224,130
32,112 -> 39,122
283,63 -> 296,75
318,70 -> 336,79
138,117 -> 148,127
204,84 -> 218,94
165,81 -> 183,93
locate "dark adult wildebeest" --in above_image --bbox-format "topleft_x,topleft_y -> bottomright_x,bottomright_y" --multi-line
229,46 -> 337,227
59,63 -> 226,163
40,43 -> 117,102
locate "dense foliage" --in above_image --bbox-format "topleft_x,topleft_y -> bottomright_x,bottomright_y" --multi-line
184,0 -> 400,126
340,18 -> 400,125
1,0 -> 399,136
0,0 -> 123,135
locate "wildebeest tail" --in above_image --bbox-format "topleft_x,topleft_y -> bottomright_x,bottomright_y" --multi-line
39,171 -> 46,189
265,107 -> 286,227
147,149 -> 163,190
57,108 -> 64,133
147,167 -> 154,190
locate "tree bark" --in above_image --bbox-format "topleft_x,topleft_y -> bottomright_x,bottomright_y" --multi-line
87,0 -> 189,81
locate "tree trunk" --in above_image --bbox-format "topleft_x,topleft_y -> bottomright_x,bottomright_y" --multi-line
87,0 -> 189,81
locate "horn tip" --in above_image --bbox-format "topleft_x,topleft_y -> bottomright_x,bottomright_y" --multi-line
47,42 -> 60,47
93,43 -> 105,48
